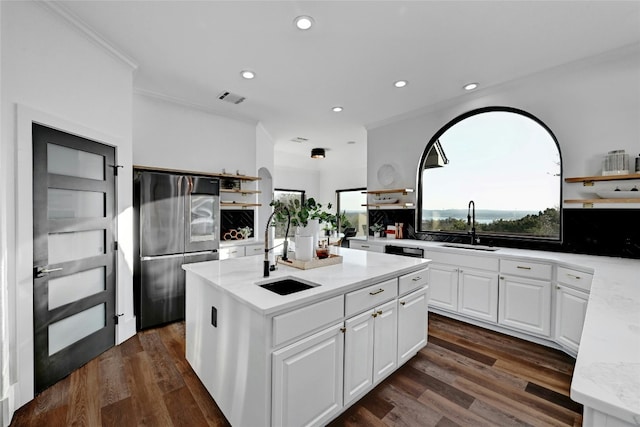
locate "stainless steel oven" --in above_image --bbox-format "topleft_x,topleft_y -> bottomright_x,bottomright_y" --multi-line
384,245 -> 424,258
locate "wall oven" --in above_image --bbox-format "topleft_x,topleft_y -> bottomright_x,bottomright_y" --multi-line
384,245 -> 424,258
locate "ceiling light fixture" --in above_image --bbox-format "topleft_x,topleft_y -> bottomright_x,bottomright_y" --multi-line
463,82 -> 479,91
311,148 -> 325,159
294,15 -> 314,30
394,80 -> 408,88
240,70 -> 255,79
332,106 -> 343,113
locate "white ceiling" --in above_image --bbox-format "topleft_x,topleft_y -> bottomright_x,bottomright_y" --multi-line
57,1 -> 640,170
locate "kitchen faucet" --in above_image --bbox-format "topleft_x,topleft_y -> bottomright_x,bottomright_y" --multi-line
467,200 -> 478,245
264,206 -> 290,277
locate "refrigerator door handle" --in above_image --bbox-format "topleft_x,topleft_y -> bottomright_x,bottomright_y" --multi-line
183,250 -> 218,258
141,253 -> 184,261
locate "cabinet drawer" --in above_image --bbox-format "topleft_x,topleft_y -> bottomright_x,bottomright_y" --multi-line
244,243 -> 264,257
345,279 -> 397,316
500,259 -> 552,280
557,266 -> 593,292
350,241 -> 384,253
425,251 -> 499,271
399,269 -> 428,295
272,295 -> 344,347
219,246 -> 243,259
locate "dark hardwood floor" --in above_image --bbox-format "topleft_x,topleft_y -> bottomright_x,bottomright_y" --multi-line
10,313 -> 582,426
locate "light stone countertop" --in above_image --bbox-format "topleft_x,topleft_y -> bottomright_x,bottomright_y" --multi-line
354,238 -> 640,423
183,246 -> 429,316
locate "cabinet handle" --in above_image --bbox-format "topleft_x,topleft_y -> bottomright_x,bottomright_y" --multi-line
362,245 -> 370,248
372,312 -> 378,318
340,327 -> 346,333
369,289 -> 385,296
400,301 -> 406,306
557,286 -> 561,290
516,265 -> 532,270
412,276 -> 422,281
377,310 -> 383,315
500,276 -> 505,280
460,269 -> 464,273
566,273 -> 581,280
231,251 -> 238,254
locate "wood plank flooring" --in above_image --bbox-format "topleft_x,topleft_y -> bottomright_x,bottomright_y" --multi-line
10,313 -> 582,426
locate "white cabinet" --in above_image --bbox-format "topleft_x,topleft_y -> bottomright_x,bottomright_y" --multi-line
499,275 -> 551,336
554,266 -> 592,354
244,243 -> 264,257
428,262 -> 498,322
344,300 -> 398,405
219,245 -> 244,259
458,268 -> 499,323
428,263 -> 458,311
398,287 -> 429,365
555,285 -> 589,353
272,323 -> 344,427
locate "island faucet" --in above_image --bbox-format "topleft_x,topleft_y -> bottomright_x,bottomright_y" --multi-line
467,200 -> 477,245
264,206 -> 290,277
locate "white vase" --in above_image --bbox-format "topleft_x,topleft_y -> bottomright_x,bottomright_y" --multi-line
295,235 -> 313,261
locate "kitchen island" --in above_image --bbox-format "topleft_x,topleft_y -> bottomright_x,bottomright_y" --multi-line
183,247 -> 430,427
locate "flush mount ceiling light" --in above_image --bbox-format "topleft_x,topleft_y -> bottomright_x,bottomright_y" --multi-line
294,15 -> 314,30
394,80 -> 408,88
240,70 -> 255,79
311,148 -> 325,159
463,82 -> 479,91
332,106 -> 343,113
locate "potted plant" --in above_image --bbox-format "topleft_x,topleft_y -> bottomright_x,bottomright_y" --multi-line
270,198 -> 333,230
369,223 -> 385,237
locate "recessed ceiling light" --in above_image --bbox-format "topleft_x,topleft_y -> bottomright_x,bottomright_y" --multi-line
332,106 -> 343,113
394,80 -> 408,88
240,70 -> 255,80
294,15 -> 314,30
463,82 -> 479,91
311,148 -> 325,159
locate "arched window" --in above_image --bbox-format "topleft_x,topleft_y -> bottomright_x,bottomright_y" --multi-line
417,107 -> 561,241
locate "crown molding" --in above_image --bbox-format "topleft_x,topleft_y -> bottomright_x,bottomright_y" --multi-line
38,1 -> 138,71
134,88 -> 259,126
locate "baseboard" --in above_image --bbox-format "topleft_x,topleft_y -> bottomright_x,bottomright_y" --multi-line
1,383 -> 17,427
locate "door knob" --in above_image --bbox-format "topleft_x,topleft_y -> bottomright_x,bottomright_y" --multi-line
35,266 -> 63,278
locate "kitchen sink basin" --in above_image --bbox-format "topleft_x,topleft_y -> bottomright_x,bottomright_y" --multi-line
441,243 -> 499,252
258,278 -> 318,295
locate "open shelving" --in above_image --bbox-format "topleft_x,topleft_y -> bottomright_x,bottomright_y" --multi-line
564,173 -> 640,206
361,188 -> 415,208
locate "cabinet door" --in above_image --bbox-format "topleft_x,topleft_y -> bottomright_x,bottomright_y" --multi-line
458,268 -> 498,322
555,285 -> 589,353
343,311 -> 374,405
272,323 -> 344,427
428,263 -> 458,311
499,275 -> 551,336
373,300 -> 398,383
397,287 -> 429,365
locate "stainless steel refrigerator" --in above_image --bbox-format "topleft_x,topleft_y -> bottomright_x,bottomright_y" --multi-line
134,170 -> 220,330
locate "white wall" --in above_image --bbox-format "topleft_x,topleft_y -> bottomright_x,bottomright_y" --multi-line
274,166 -> 321,201
0,1 -> 135,421
133,93 -> 257,175
256,123 -> 275,237
367,44 -> 640,204
318,167 -> 367,208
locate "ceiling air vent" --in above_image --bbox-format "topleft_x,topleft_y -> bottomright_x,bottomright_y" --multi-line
290,137 -> 309,143
218,91 -> 246,105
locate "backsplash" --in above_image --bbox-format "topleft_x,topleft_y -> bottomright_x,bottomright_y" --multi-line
369,208 -> 640,259
221,209 -> 255,240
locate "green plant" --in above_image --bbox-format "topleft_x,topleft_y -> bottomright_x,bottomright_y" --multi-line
270,198 -> 334,228
369,223 -> 384,233
336,211 -> 353,231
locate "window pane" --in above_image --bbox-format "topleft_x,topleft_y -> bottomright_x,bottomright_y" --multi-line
48,189 -> 105,219
49,267 -> 106,309
273,190 -> 304,238
48,303 -> 105,355
48,143 -> 104,180
419,110 -> 560,239
337,190 -> 367,237
49,230 -> 105,263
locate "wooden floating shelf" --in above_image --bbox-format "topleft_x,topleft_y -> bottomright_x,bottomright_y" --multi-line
565,173 -> 640,184
134,165 -> 261,181
565,198 -> 640,204
363,188 -> 414,195
221,203 -> 262,208
362,203 -> 415,209
220,189 -> 261,194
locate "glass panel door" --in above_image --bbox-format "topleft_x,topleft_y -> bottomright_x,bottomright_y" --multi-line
32,123 -> 116,393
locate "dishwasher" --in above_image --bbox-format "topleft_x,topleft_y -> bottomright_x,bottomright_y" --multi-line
384,245 -> 424,258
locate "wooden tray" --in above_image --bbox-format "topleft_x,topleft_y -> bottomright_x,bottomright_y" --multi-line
278,254 -> 343,270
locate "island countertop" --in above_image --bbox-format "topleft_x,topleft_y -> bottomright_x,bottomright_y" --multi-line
183,247 -> 429,316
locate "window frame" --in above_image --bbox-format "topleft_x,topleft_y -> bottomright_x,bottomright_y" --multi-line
416,106 -> 563,244
335,187 -> 367,235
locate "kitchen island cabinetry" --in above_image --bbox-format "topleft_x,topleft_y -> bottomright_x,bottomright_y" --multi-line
554,266 -> 593,354
183,250 -> 429,427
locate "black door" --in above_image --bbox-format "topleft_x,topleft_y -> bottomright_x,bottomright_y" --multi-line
32,123 -> 117,393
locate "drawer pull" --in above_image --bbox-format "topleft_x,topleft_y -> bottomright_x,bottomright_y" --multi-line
340,327 -> 346,333
361,245 -> 370,248
400,301 -> 406,306
377,310 -> 383,315
372,312 -> 378,318
412,276 -> 422,282
516,265 -> 532,270
369,288 -> 385,296
566,273 -> 581,280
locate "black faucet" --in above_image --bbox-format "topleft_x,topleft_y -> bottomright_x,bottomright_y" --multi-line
264,206 -> 290,277
467,200 -> 477,245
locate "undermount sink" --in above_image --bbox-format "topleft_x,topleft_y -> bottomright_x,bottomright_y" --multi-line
441,243 -> 499,252
258,278 -> 318,295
